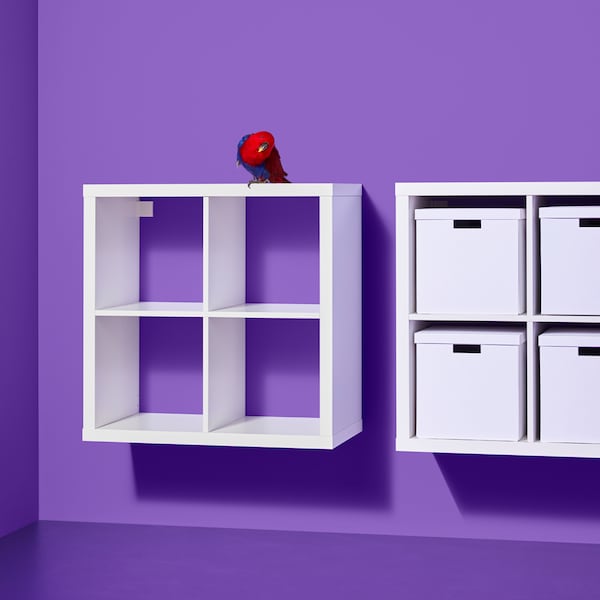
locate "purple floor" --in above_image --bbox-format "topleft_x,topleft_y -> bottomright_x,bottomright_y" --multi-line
1,522 -> 599,599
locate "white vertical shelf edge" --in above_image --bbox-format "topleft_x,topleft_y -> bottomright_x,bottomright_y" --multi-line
83,183 -> 362,449
319,195 -> 334,437
396,182 -> 600,459
83,194 -> 96,432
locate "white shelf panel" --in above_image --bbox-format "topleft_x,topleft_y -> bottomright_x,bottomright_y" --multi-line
83,414 -> 359,449
83,183 -> 362,449
411,313 -> 600,324
100,412 -> 204,431
208,416 -> 331,449
396,437 -> 600,459
409,312 -> 527,322
533,314 -> 600,323
96,301 -> 205,317
84,183 -> 362,198
213,415 -> 319,435
84,413 -> 205,444
395,181 -> 600,197
208,303 -> 320,319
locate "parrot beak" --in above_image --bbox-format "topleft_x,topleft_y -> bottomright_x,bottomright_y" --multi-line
257,142 -> 269,153
236,160 -> 240,167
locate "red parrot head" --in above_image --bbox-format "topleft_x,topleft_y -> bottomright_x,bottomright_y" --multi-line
239,131 -> 275,166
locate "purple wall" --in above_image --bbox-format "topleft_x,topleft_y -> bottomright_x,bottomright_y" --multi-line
0,0 -> 38,538
38,0 -> 600,544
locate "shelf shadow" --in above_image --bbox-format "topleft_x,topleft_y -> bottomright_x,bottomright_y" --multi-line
436,452 -> 600,519
132,188 -> 394,510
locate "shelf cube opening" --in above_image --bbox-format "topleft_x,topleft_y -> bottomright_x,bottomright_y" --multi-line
92,316 -> 203,438
539,327 -> 600,443
139,317 -> 203,415
205,317 -> 320,435
139,197 -> 203,303
246,196 -> 319,305
415,325 -> 526,441
414,206 -> 526,314
246,319 -> 320,418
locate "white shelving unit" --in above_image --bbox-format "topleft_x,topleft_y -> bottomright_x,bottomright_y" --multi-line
83,183 -> 362,449
396,181 -> 600,458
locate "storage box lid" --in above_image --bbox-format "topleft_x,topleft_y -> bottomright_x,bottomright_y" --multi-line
539,206 -> 600,219
539,328 -> 600,347
414,208 -> 525,220
414,326 -> 526,346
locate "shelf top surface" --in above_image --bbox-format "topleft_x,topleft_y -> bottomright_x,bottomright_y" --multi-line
84,183 -> 362,198
395,181 -> 600,196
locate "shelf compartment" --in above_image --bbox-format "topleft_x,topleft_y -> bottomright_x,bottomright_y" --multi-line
204,318 -> 320,431
92,196 -> 203,311
204,196 -> 319,311
246,196 -> 320,305
96,301 -> 204,317
140,317 -> 203,415
85,316 -> 203,438
139,197 -> 203,303
208,303 -> 319,319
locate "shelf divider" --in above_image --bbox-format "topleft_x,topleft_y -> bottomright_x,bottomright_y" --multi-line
204,196 -> 245,311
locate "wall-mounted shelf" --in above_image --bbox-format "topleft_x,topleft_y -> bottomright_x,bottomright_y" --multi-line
83,183 -> 362,449
396,181 -> 600,458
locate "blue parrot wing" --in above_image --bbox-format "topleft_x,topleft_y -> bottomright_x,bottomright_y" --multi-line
237,134 -> 249,162
239,159 -> 270,180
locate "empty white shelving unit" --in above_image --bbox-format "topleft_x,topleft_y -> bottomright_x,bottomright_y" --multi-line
84,183 -> 362,449
396,181 -> 600,458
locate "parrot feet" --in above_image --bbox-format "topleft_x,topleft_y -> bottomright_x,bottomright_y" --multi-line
247,178 -> 270,188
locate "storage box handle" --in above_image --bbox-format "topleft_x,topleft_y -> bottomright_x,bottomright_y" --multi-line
453,220 -> 481,229
579,218 -> 600,227
578,347 -> 600,356
453,344 -> 481,353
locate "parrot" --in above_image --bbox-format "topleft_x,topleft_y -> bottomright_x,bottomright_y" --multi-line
236,131 -> 290,186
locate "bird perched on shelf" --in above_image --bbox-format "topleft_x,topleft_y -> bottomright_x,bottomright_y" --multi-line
237,131 -> 290,186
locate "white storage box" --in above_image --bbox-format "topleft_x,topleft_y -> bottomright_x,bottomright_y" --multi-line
415,208 -> 525,314
539,328 -> 600,443
415,326 -> 526,441
540,206 -> 600,315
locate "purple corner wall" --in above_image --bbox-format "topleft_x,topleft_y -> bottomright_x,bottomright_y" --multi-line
38,0 -> 600,544
0,0 -> 38,538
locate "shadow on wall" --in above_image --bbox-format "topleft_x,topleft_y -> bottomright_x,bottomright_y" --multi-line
436,453 -> 600,519
132,189 -> 395,510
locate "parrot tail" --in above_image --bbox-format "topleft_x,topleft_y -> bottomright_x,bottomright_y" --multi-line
264,147 -> 290,183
